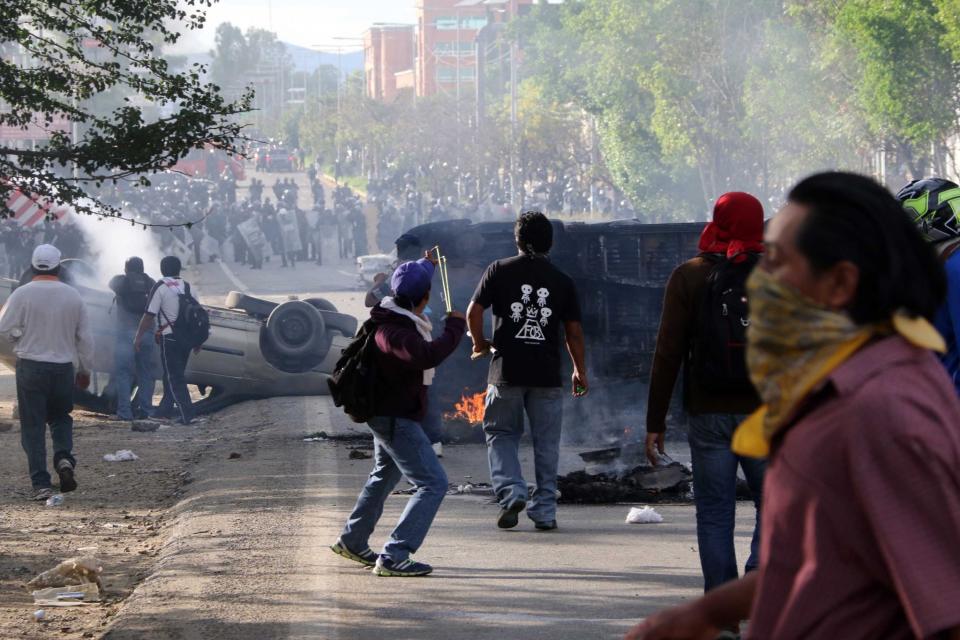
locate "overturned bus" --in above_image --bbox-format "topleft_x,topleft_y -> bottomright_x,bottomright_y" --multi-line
394,218 -> 704,441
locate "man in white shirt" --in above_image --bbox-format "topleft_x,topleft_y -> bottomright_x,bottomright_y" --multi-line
0,244 -> 94,501
134,256 -> 196,425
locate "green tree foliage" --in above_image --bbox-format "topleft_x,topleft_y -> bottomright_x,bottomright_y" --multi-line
520,0 -> 960,219
1,0 -> 251,219
209,23 -> 291,136
797,0 -> 960,176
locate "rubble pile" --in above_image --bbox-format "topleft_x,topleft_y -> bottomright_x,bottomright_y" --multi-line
558,462 -> 693,504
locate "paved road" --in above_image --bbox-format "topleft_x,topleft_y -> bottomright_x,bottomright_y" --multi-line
105,398 -> 744,640
104,252 -> 759,640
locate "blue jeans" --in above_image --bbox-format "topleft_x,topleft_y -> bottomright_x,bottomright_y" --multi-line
688,413 -> 766,592
482,385 -> 563,523
420,385 -> 444,444
16,359 -> 75,489
340,416 -> 448,563
114,327 -> 156,420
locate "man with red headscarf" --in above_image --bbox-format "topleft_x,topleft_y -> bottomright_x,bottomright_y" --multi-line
646,192 -> 766,593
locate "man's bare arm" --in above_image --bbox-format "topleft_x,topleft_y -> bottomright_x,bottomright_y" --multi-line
624,572 -> 757,640
564,320 -> 588,396
134,313 -> 155,352
466,301 -> 489,356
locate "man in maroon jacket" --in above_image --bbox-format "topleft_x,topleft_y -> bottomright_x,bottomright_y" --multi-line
331,257 -> 466,577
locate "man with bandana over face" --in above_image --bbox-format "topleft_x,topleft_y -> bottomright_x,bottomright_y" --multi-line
646,192 -> 766,593
628,172 -> 960,640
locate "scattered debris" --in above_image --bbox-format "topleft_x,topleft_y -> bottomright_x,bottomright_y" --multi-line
558,463 -> 693,504
33,610 -> 45,622
27,555 -> 102,591
626,506 -> 664,524
228,452 -> 242,460
32,583 -> 101,607
452,482 -> 494,495
131,421 -> 160,433
45,494 -> 64,507
303,431 -> 373,443
393,482 -> 494,496
103,450 -> 138,462
348,450 -> 371,460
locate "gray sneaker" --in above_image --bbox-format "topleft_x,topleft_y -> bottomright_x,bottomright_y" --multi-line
497,499 -> 526,529
32,487 -> 54,502
330,540 -> 378,567
374,557 -> 433,577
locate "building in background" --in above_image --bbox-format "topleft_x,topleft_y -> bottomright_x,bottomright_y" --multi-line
363,0 -> 535,102
363,25 -> 416,103
416,0 -> 533,98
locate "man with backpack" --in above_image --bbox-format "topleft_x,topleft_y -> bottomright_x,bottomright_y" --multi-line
134,256 -> 209,426
646,191 -> 766,593
330,256 -> 465,577
109,257 -> 156,421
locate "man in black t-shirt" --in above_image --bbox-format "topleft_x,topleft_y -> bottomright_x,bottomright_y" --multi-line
467,211 -> 588,531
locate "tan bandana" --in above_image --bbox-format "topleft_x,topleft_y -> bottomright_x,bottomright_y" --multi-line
732,267 -> 945,458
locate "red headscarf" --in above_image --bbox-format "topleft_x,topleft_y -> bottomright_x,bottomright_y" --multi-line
698,191 -> 765,260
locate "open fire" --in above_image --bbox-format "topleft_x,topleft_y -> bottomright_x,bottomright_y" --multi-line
445,391 -> 487,425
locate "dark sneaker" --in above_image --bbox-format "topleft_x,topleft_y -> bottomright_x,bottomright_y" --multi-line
497,499 -> 526,529
330,540 -> 378,567
56,460 -> 77,493
373,557 -> 433,577
534,519 -> 558,531
32,487 -> 55,502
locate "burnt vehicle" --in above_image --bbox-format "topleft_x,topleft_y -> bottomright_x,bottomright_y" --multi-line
0,272 -> 356,415
393,218 -> 703,441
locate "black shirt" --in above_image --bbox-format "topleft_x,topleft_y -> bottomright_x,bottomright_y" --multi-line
472,254 -> 581,387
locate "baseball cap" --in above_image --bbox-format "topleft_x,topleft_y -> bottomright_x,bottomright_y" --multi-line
31,244 -> 61,271
390,258 -> 435,302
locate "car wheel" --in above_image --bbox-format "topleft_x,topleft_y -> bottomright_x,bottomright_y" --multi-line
304,297 -> 338,313
264,300 -> 327,360
318,311 -> 358,338
225,291 -> 278,318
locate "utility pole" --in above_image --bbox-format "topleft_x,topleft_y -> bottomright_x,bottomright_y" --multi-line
509,39 -> 519,211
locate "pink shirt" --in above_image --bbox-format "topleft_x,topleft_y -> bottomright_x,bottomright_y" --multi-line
747,336 -> 960,640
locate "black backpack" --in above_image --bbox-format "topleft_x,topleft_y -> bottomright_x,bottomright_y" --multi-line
327,319 -> 380,423
153,281 -> 211,350
690,253 -> 760,393
117,273 -> 154,316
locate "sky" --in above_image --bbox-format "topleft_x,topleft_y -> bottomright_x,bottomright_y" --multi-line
178,0 -> 417,53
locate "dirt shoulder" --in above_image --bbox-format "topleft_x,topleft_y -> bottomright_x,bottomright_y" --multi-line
0,404 -> 234,639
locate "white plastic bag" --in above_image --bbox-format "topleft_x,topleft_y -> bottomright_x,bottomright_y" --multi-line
626,506 -> 664,524
103,449 -> 138,462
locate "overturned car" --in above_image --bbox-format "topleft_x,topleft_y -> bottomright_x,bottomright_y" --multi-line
0,272 -> 356,415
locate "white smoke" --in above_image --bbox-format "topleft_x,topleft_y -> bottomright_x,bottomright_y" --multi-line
71,211 -> 165,290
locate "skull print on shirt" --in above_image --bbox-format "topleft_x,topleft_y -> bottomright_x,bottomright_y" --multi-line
511,284 -> 551,342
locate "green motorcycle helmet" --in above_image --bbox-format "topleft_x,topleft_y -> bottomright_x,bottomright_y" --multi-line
897,177 -> 960,244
